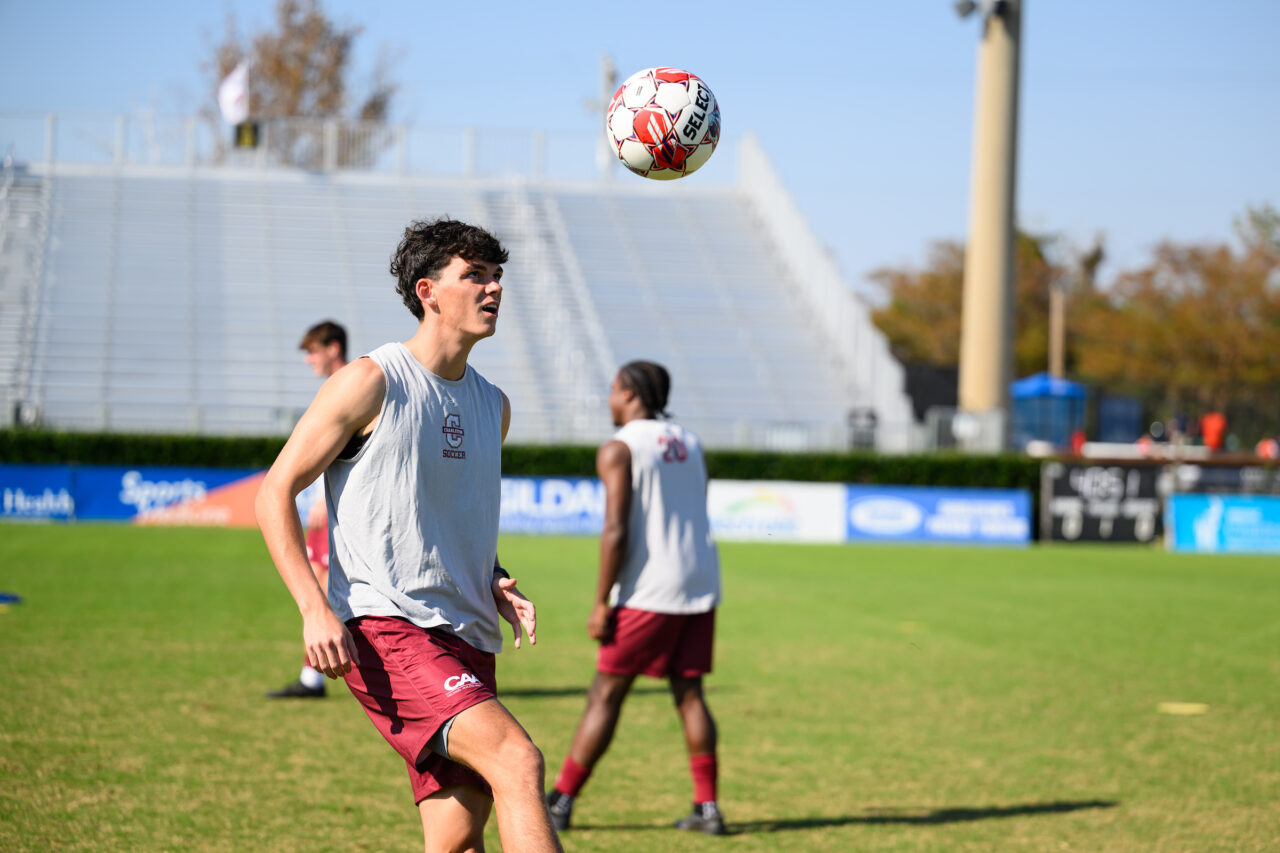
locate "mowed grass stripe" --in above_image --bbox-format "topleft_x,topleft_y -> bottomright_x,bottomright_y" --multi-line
0,526 -> 1275,851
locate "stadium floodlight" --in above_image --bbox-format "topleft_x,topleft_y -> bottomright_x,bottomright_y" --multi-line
953,0 -> 1007,18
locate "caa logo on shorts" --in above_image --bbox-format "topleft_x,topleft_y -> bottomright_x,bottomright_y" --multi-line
444,672 -> 482,694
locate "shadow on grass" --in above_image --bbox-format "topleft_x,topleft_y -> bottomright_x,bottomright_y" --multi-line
580,799 -> 1118,834
738,799 -> 1120,832
500,685 -> 665,699
502,684 -> 736,699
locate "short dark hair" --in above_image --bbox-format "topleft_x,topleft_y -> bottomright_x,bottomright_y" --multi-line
618,360 -> 671,419
390,217 -> 509,319
299,320 -> 347,358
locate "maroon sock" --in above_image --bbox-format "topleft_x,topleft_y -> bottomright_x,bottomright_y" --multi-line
555,756 -> 592,797
689,753 -> 718,804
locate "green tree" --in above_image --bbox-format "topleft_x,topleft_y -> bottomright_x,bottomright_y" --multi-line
869,231 -> 1070,378
1072,206 -> 1280,441
870,209 -> 1280,443
204,0 -> 397,168
868,241 -> 965,369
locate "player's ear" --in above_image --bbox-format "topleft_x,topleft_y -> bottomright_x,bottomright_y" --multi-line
416,277 -> 436,310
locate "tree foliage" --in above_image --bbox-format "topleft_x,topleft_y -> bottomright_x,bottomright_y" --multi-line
869,231 -> 1069,378
869,207 -> 1280,442
1071,206 -> 1280,439
204,0 -> 396,168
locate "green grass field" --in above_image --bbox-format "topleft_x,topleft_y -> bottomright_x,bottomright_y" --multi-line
0,525 -> 1276,851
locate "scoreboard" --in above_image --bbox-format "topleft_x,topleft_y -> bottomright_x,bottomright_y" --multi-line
1041,462 -> 1164,543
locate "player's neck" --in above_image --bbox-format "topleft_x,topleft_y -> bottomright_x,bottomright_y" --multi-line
619,408 -> 653,426
403,326 -> 475,381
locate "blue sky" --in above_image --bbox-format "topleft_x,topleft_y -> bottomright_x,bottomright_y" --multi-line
2,0 -> 1277,294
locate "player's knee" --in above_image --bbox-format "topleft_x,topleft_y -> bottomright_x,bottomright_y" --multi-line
422,824 -> 484,853
418,785 -> 490,853
488,734 -> 546,793
669,676 -> 703,705
588,674 -> 631,709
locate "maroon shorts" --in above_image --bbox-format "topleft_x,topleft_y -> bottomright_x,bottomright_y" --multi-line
597,607 -> 715,679
305,526 -> 329,569
343,616 -> 497,803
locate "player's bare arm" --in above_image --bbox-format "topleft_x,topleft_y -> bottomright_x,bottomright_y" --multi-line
589,439 -> 632,641
499,388 -> 511,442
255,358 -> 386,677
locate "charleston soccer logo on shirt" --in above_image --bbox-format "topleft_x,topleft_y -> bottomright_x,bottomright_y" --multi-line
442,413 -> 465,460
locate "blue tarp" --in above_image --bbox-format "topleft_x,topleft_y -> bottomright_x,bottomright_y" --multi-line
1010,372 -> 1087,399
1010,372 -> 1087,448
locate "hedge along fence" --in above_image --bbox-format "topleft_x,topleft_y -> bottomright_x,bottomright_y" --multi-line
0,428 -> 1041,489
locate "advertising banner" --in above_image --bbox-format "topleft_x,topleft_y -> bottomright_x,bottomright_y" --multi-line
1168,464 -> 1280,495
499,476 -> 605,536
1041,462 -> 1164,543
845,485 -> 1030,545
73,466 -> 264,526
1166,494 -> 1280,554
498,477 -> 850,543
0,464 -> 75,521
0,465 -> 1029,548
707,481 -> 846,543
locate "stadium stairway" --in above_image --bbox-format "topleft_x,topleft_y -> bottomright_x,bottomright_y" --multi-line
0,161 -> 51,428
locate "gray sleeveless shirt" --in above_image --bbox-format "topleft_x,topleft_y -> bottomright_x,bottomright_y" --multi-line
325,342 -> 506,653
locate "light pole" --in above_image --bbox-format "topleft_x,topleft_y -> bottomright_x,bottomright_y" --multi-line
955,0 -> 1022,451
590,54 -> 618,178
1048,276 -> 1065,378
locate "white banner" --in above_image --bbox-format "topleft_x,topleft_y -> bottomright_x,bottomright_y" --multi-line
706,480 -> 847,543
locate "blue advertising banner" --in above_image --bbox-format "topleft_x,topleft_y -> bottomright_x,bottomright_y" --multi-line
1166,494 -> 1280,554
0,466 -> 1032,547
73,466 -> 263,521
845,485 -> 1031,545
499,476 -> 605,536
0,464 -> 75,521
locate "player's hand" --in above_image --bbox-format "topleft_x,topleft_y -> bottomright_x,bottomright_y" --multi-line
492,575 -> 537,649
587,602 -> 614,643
303,608 -> 359,678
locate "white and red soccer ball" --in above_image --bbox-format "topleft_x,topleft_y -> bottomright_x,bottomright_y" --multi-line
605,67 -> 720,180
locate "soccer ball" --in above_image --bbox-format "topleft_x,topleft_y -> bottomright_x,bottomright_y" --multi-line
605,67 -> 720,180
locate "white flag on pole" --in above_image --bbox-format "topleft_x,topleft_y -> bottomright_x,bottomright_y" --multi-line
218,62 -> 250,125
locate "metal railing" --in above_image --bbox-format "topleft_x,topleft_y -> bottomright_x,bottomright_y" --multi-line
0,113 -> 629,182
0,151 -> 52,429
737,133 -> 917,451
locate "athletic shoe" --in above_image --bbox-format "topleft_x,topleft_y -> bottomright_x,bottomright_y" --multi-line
674,801 -> 726,835
546,790 -> 573,831
266,680 -> 326,699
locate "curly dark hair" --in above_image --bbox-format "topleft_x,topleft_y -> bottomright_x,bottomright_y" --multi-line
389,217 -> 509,319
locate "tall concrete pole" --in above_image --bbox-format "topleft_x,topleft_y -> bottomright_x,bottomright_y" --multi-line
958,0 -> 1022,447
1048,279 -> 1065,378
596,54 -> 618,177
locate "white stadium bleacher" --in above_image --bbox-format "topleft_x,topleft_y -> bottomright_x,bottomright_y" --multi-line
0,117 -> 914,451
